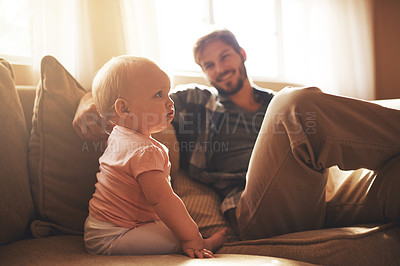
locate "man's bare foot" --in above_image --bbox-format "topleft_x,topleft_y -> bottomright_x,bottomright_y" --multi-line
204,228 -> 228,252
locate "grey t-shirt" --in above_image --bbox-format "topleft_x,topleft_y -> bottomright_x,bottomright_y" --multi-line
212,102 -> 268,174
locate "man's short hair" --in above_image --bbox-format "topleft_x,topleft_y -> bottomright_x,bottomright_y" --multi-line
193,29 -> 242,66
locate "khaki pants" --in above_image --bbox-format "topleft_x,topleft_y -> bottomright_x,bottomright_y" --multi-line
236,87 -> 400,240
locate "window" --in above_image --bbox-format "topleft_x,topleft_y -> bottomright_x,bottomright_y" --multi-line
155,0 -> 290,82
0,0 -> 33,64
1,0 -> 374,98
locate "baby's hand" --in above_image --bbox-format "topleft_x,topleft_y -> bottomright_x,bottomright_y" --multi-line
182,228 -> 228,259
184,248 -> 214,259
182,238 -> 214,259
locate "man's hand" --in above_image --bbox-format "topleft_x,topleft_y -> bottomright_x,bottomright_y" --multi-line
72,92 -> 109,141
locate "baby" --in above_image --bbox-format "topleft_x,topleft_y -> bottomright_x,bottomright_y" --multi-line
83,56 -> 226,258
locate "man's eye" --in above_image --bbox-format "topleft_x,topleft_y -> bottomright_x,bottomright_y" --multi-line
204,64 -> 213,70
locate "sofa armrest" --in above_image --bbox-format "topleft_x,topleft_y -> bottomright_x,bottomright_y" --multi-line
372,98 -> 400,110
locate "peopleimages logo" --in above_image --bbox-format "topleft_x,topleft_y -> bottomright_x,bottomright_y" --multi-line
79,111 -> 267,135
81,140 -> 229,153
176,111 -> 266,135
79,111 -> 175,135
179,141 -> 229,152
81,141 -> 106,152
79,110 -> 317,153
271,111 -> 317,135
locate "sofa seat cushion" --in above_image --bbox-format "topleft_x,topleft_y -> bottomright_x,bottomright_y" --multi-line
218,223 -> 400,265
0,236 -> 312,266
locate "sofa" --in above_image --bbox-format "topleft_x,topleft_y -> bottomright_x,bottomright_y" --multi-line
1,56 -> 400,265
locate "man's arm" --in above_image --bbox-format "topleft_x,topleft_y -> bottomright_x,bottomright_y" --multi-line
72,92 -> 109,141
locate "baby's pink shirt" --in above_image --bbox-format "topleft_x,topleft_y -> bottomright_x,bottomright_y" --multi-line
89,125 -> 171,229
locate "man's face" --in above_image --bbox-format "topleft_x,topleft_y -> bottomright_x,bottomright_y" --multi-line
198,40 -> 247,96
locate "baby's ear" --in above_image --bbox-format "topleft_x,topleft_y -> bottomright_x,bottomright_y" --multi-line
114,98 -> 130,117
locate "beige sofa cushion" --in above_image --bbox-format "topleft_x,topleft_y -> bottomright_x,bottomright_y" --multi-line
218,222 -> 400,265
0,58 -> 34,244
0,235 -> 311,266
29,56 -> 103,237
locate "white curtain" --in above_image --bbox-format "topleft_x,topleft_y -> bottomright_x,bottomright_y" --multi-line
119,0 -> 161,64
33,0 -> 128,90
33,0 -> 78,78
281,0 -> 375,99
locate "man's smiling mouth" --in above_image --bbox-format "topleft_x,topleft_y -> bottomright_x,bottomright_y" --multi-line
217,70 -> 235,82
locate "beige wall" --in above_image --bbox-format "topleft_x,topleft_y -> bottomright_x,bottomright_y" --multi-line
78,0 -> 126,89
12,64 -> 37,86
374,0 -> 400,99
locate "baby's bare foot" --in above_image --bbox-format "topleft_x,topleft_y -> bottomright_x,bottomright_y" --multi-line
205,228 -> 228,251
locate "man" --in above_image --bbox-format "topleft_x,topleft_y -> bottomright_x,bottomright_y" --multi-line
74,29 -> 400,240
170,30 -> 275,234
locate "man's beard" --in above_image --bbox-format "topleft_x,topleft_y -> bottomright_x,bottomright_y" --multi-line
212,63 -> 247,96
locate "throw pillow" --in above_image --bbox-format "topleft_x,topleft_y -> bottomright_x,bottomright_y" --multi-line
0,58 -> 34,244
29,56 -> 103,237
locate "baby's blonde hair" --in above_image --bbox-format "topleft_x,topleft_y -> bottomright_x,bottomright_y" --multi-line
92,55 -> 155,118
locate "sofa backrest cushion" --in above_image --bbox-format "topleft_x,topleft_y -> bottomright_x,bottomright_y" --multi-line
0,58 -> 35,244
28,56 -> 103,237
